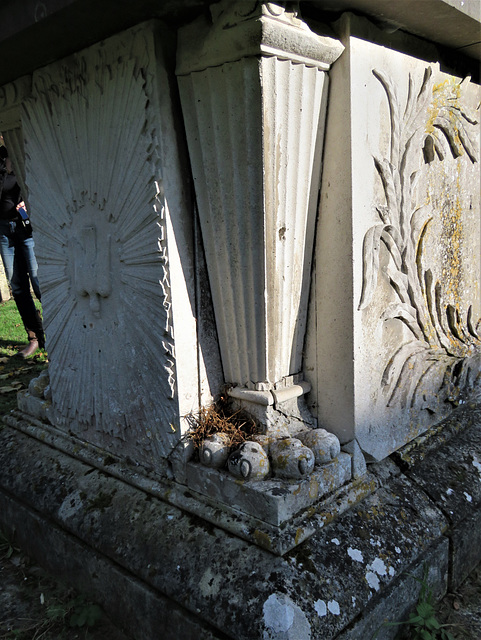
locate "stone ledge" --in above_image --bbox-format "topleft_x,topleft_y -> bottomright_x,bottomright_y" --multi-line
185,453 -> 352,526
337,538 -> 449,640
2,406 -> 479,639
314,0 -> 481,59
2,411 -> 374,556
392,401 -> 481,589
0,493 -> 226,640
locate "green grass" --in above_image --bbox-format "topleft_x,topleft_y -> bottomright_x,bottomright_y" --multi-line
0,299 -> 48,415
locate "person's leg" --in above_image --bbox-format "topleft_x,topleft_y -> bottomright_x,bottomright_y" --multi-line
22,235 -> 41,301
0,221 -> 15,285
11,231 -> 45,356
10,235 -> 31,297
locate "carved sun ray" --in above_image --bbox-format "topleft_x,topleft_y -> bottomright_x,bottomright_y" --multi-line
22,31 -> 179,465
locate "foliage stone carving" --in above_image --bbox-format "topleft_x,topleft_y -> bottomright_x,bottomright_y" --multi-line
359,67 -> 480,411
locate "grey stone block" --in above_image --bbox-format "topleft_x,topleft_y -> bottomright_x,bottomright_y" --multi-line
0,424 -> 451,640
398,402 -> 481,589
342,439 -> 367,479
0,493 -> 225,640
337,538 -> 449,640
451,509 -> 481,589
186,453 -> 352,526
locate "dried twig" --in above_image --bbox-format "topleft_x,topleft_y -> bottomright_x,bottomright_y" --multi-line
186,397 -> 259,452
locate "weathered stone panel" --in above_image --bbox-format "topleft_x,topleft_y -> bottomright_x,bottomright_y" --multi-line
20,23 -> 199,466
306,15 -> 480,461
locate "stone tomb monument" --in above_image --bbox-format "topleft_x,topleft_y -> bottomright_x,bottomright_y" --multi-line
0,1 -> 480,638
3,4 -> 365,555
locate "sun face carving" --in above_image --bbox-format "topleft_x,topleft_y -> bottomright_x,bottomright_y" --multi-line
21,29 -> 180,464
69,215 -> 114,319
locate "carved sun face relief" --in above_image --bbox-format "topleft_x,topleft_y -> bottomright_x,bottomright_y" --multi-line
69,213 -> 115,320
21,29 -> 181,465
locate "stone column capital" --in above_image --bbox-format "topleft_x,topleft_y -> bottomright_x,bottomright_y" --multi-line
176,0 -> 344,75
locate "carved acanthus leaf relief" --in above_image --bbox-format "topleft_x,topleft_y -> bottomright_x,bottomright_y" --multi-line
360,67 -> 480,410
22,34 -> 178,460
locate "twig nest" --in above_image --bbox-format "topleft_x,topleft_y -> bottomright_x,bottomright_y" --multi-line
199,432 -> 231,468
227,441 -> 270,481
297,428 -> 340,464
270,438 -> 315,479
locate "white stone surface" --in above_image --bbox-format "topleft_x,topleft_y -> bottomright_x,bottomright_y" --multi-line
262,593 -> 311,640
186,451 -> 353,527
227,441 -> 270,481
342,439 -> 367,479
17,24 -> 201,466
177,1 -> 342,392
305,14 -> 481,460
199,433 -> 231,469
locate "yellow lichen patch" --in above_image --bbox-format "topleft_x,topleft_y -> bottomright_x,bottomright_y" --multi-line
425,78 -> 467,312
407,420 -> 424,443
309,479 -> 319,499
440,164 -> 464,306
253,529 -> 272,550
306,506 -> 317,519
292,484 -> 302,496
275,454 -> 289,470
426,77 -> 462,136
294,527 -> 304,546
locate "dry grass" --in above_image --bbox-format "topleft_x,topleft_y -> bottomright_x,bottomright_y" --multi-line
186,395 -> 259,452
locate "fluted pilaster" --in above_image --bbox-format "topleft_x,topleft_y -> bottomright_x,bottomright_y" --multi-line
177,1 -> 343,417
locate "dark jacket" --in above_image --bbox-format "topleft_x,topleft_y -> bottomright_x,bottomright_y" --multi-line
0,161 -> 22,221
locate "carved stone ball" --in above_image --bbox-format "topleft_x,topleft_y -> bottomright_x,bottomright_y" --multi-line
297,428 -> 341,465
270,438 -> 315,479
28,370 -> 50,399
227,441 -> 270,481
199,432 -> 231,468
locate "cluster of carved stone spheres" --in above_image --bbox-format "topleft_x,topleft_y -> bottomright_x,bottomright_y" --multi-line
198,428 -> 341,481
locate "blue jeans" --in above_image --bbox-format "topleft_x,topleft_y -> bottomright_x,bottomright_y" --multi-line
0,219 -> 41,300
0,219 -> 44,345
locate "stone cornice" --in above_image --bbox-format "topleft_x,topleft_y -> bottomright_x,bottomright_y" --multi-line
0,0 -> 478,87
0,76 -> 32,131
176,1 -> 344,75
312,0 -> 481,59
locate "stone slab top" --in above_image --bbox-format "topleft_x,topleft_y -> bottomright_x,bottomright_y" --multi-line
0,0 -> 479,87
0,421 -> 451,640
396,402 -> 481,527
312,0 -> 481,58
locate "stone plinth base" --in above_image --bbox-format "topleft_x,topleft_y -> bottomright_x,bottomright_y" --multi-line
6,402 -> 371,556
0,402 -> 480,640
185,454 -> 352,526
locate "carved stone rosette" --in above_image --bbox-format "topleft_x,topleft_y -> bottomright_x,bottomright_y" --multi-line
177,0 -> 344,468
